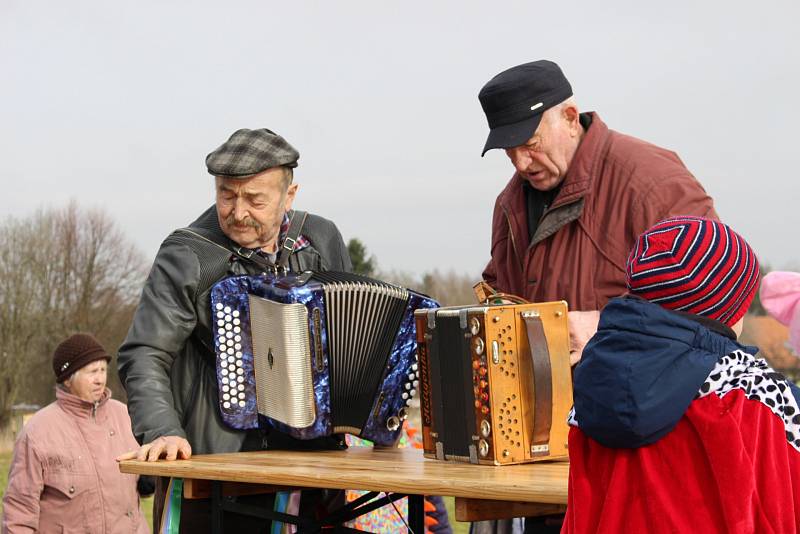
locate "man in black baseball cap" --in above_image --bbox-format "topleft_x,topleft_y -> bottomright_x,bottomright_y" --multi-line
479,60 -> 573,156
477,60 -> 720,534
478,57 -> 719,374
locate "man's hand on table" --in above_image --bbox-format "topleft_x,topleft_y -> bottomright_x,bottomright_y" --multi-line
116,435 -> 192,462
567,310 -> 601,366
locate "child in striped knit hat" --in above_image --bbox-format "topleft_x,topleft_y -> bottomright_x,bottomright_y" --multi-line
562,217 -> 800,534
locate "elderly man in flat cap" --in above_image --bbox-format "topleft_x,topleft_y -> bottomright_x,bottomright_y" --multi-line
117,128 -> 351,532
477,60 -> 718,534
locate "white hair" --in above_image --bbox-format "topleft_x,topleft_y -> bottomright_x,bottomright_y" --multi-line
542,96 -> 579,126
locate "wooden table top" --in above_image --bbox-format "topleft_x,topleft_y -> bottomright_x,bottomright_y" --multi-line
119,446 -> 569,504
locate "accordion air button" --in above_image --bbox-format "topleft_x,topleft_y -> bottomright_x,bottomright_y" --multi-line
398,407 -> 408,420
474,338 -> 485,355
481,419 -> 491,438
386,416 -> 401,431
478,439 -> 489,457
470,317 -> 481,335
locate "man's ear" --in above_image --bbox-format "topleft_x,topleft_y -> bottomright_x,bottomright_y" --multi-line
563,104 -> 581,135
284,183 -> 299,212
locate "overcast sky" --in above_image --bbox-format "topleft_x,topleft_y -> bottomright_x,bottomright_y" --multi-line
3,1 -> 798,277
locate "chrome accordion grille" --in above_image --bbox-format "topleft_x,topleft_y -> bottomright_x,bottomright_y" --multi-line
248,295 -> 316,428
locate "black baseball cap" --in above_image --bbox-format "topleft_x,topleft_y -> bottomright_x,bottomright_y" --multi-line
479,60 -> 573,156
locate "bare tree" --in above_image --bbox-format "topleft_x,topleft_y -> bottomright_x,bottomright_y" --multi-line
380,268 -> 479,307
0,203 -> 146,426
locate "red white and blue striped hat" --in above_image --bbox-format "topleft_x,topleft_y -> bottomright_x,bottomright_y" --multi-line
626,216 -> 760,327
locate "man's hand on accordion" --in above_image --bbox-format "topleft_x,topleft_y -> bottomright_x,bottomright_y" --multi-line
567,310 -> 601,366
116,435 -> 192,462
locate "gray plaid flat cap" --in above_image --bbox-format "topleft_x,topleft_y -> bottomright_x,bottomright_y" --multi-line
206,128 -> 299,178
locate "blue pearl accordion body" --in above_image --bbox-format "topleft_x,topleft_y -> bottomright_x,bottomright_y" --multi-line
210,271 -> 438,446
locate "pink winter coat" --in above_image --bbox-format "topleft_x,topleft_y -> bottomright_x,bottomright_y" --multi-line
760,271 -> 800,356
2,387 -> 148,534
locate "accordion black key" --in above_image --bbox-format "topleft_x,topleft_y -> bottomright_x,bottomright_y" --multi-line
210,271 -> 438,446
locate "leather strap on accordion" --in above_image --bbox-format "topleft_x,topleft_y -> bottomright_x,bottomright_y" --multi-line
277,210 -> 308,270
522,313 -> 553,453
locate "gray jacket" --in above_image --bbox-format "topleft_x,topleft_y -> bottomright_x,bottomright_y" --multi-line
118,205 -> 352,454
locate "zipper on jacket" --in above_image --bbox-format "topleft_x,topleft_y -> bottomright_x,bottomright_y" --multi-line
500,204 -> 523,271
92,401 -> 98,421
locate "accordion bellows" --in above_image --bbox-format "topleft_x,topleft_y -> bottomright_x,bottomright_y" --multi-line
210,271 -> 438,446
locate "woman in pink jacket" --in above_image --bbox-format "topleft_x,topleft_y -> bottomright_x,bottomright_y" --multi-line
760,271 -> 800,356
2,334 -> 149,534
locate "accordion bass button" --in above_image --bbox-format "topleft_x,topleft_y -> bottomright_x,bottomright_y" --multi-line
412,363 -> 418,372
409,389 -> 417,397
470,317 -> 481,336
386,416 -> 401,432
480,419 -> 491,438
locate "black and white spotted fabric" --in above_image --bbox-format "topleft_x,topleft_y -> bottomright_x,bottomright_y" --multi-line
698,349 -> 800,452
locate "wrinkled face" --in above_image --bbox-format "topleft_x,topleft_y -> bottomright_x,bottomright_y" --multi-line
504,106 -> 582,192
215,167 -> 298,251
64,359 -> 108,403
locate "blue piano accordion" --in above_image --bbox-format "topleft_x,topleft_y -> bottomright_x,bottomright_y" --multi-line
210,271 -> 438,446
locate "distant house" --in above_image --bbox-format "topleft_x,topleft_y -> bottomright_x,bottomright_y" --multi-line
740,315 -> 800,382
